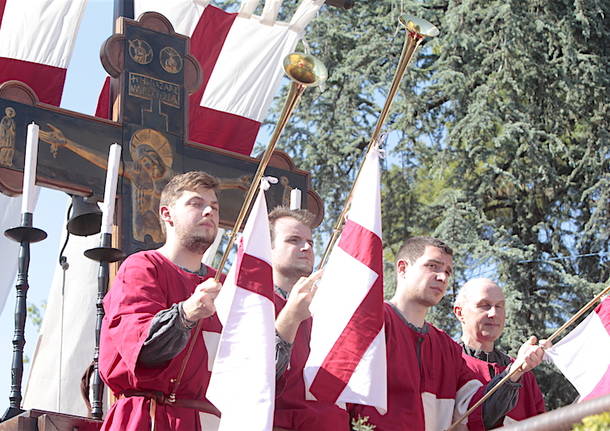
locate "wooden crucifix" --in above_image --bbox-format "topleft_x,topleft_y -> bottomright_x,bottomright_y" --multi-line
0,11 -> 323,426
0,12 -> 323,257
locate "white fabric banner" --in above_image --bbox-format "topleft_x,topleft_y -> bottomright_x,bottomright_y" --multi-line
0,0 -> 87,312
207,186 -> 276,431
305,148 -> 387,412
545,297 -> 610,401
134,0 -> 208,36
200,0 -> 324,121
9,0 -> 100,411
0,195 -> 22,314
136,0 -> 325,122
0,0 -> 87,67
200,15 -> 303,121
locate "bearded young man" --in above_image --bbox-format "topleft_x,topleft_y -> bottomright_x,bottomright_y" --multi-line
454,278 -> 546,427
269,207 -> 350,431
99,171 -> 223,430
349,237 -> 546,430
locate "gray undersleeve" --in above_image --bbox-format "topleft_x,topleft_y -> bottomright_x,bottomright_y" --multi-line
138,302 -> 194,367
483,369 -> 521,428
139,301 -> 294,376
275,332 -> 293,380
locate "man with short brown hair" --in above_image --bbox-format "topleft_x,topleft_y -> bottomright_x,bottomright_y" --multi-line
99,170 -> 223,430
157,170 -> 219,236
269,207 -> 350,431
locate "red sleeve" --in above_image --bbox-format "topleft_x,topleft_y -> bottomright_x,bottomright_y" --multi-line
103,253 -> 169,377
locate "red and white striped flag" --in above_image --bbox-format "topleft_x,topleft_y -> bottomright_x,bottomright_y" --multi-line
304,147 -> 387,412
545,296 -> 610,402
97,0 -> 324,155
0,0 -> 85,313
0,0 -> 87,106
206,181 -> 276,431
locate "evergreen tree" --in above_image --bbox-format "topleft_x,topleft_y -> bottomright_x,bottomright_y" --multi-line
427,1 -> 609,408
252,0 -> 609,409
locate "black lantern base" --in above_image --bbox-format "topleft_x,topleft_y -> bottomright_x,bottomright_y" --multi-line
4,226 -> 47,243
84,246 -> 125,262
84,232 -> 125,263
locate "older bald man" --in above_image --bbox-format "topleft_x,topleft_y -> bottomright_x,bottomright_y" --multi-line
453,278 -> 546,427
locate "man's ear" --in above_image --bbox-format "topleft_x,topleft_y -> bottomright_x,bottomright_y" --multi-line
159,205 -> 172,226
396,259 -> 408,278
453,305 -> 463,321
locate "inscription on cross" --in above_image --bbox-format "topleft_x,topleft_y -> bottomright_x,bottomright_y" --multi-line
0,12 -> 323,256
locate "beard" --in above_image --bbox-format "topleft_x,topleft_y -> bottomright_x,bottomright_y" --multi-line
284,260 -> 314,280
176,224 -> 217,255
181,234 -> 214,254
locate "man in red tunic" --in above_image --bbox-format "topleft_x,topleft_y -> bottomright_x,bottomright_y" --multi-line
349,237 -> 546,430
99,171 -> 223,430
453,278 -> 546,427
270,207 -> 350,431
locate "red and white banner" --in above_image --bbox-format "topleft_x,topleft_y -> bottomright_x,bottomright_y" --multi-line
206,182 -> 276,431
0,0 -> 87,106
96,0 -> 325,155
545,296 -> 610,401
304,147 -> 387,412
0,0 -> 83,314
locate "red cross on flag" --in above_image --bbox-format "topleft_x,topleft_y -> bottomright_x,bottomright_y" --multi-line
304,147 -> 387,413
206,181 -> 276,431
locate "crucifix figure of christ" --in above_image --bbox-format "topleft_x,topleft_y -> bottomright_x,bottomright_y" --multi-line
0,11 -> 323,426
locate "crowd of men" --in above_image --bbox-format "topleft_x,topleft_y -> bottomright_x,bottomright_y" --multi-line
98,171 -> 548,431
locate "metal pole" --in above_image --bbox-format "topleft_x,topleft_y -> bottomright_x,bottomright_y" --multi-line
114,0 -> 134,23
1,212 -> 46,422
84,233 -> 125,419
90,235 -> 111,419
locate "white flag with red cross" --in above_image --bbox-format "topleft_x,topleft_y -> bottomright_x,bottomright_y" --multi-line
206,181 -> 276,431
304,146 -> 387,413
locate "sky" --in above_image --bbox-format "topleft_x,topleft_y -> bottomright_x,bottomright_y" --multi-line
0,0 -> 114,413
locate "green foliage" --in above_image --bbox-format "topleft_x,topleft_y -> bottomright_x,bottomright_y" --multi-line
27,301 -> 45,330
425,1 -> 609,409
262,0 -> 609,410
572,412 -> 610,431
24,301 -> 46,364
351,415 -> 376,431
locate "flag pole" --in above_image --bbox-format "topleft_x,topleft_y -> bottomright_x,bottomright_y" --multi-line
317,15 -> 439,269
447,284 -> 610,431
